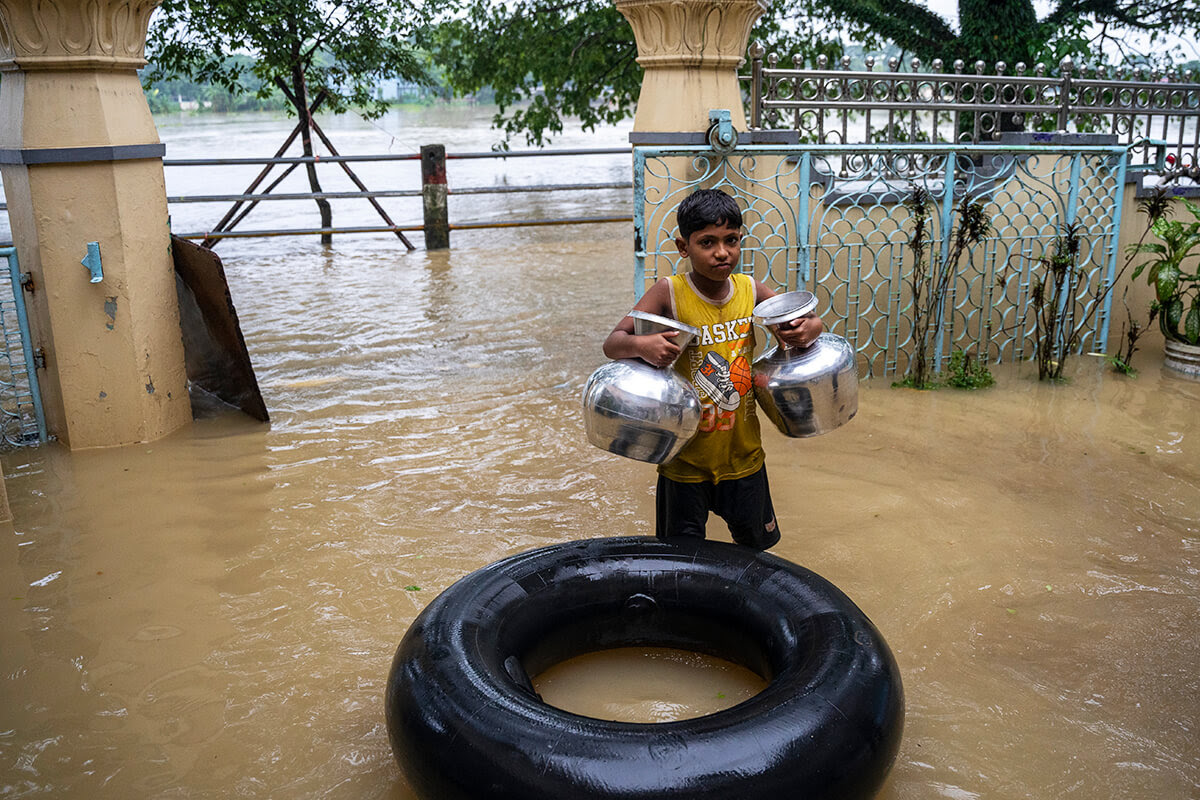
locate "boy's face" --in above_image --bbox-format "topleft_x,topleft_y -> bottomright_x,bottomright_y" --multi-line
675,222 -> 742,285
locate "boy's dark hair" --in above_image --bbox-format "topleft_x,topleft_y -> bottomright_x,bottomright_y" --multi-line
676,189 -> 743,240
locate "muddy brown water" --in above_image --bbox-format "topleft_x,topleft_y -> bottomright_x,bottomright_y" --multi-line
1,231 -> 1197,799
3,107 -> 1199,798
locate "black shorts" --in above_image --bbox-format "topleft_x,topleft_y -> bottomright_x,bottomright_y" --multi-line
655,466 -> 781,550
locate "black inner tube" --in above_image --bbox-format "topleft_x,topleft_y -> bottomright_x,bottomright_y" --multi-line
387,537 -> 903,800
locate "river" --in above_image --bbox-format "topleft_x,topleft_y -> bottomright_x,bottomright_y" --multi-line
1,105 -> 1198,799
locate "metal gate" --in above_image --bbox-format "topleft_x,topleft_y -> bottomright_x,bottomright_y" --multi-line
0,247 -> 47,447
632,141 -> 1135,377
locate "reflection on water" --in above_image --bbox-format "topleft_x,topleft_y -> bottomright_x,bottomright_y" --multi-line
1,111 -> 1199,799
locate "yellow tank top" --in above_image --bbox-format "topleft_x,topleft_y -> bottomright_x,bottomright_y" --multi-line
658,273 -> 764,483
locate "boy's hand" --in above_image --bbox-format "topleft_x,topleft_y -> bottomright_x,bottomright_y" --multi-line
638,331 -> 682,368
774,314 -> 824,349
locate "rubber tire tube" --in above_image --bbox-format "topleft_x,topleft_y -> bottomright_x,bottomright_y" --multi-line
385,536 -> 904,799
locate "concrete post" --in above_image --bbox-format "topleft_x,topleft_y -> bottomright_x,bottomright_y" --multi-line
0,0 -> 192,449
421,144 -> 450,250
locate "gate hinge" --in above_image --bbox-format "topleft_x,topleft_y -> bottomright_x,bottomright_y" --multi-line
20,272 -> 34,293
33,347 -> 45,370
707,109 -> 737,154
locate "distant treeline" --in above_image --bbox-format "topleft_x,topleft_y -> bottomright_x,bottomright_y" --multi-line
140,54 -> 465,115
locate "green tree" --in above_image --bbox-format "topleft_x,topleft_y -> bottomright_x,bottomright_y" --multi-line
422,0 -> 1198,145
146,0 -> 432,244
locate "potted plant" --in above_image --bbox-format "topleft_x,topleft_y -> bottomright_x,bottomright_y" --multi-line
1130,194 -> 1200,378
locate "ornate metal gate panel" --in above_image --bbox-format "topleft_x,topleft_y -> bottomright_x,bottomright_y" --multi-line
0,247 -> 47,446
631,143 -> 1129,377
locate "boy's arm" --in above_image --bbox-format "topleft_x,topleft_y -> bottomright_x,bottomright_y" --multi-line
602,278 -> 682,368
754,281 -> 824,349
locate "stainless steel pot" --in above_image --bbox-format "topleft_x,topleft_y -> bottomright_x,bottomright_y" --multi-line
752,291 -> 858,438
582,311 -> 702,463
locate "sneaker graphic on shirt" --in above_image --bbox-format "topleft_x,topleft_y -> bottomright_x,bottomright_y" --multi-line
694,350 -> 741,412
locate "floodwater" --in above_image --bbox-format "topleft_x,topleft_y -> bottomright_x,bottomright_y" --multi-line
2,108 -> 1199,799
534,647 -> 767,723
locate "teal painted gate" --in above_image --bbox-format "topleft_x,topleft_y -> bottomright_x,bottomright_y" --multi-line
1,247 -> 47,447
632,142 -> 1139,378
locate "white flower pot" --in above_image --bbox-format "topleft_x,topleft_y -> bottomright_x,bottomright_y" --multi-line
1164,339 -> 1200,379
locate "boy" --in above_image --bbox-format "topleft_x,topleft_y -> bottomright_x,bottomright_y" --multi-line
603,188 -> 822,550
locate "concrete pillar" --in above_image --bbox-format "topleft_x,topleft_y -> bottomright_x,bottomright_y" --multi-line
614,0 -> 767,133
0,0 -> 191,449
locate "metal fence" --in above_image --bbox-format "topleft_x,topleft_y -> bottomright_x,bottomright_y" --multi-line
164,147 -> 634,244
746,44 -> 1200,170
0,247 -> 47,447
633,141 -> 1130,377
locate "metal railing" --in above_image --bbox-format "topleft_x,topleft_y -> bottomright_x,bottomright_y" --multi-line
745,44 -> 1200,169
164,147 -> 634,245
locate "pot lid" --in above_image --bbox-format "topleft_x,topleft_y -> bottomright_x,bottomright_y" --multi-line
628,310 -> 701,338
753,290 -> 819,327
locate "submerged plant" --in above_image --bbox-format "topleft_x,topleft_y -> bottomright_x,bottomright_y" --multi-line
942,350 -> 995,388
1028,222 -> 1084,381
1005,188 -> 1173,382
899,185 -> 992,389
1104,290 -> 1144,377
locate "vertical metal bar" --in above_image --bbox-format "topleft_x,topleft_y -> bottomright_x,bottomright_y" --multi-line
1013,239 -> 1029,361
1192,107 -> 1200,167
1058,59 -> 1073,132
981,237 -> 999,361
840,57 -> 850,146
1096,148 -> 1128,348
847,244 -> 861,349
864,58 -> 875,146
632,149 -> 648,300
909,64 -> 920,148
1054,152 -> 1085,355
953,60 -> 965,145
3,248 -> 47,444
887,247 -> 902,377
1170,109 -> 1181,167
1065,153 -> 1083,229
930,67 -> 940,144
972,71 -> 983,143
817,59 -> 827,145
797,152 -> 812,289
750,44 -> 763,130
933,153 -> 956,370
887,69 -> 897,144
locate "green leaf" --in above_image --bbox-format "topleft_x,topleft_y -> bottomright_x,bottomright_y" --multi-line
1185,306 -> 1200,344
404,585 -> 421,592
1156,265 -> 1180,303
1183,198 -> 1200,223
1128,242 -> 1166,257
1166,298 -> 1185,332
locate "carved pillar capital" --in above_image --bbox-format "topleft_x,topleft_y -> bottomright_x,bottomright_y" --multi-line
0,0 -> 161,71
614,0 -> 768,70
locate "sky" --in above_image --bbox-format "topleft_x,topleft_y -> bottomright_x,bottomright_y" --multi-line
917,0 -> 1200,62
